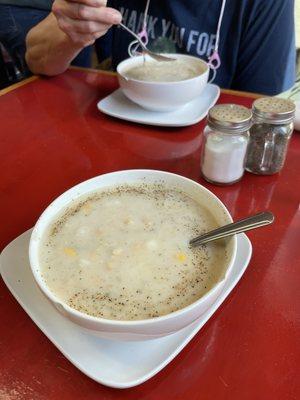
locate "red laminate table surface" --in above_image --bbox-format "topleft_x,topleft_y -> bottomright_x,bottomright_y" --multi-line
0,69 -> 299,400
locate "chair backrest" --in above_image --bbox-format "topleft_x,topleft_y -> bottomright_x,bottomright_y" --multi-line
0,42 -> 24,89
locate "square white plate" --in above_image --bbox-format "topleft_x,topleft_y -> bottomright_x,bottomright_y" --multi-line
97,85 -> 220,127
0,230 -> 251,389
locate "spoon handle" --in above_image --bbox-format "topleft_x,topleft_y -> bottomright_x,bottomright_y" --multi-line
189,211 -> 274,247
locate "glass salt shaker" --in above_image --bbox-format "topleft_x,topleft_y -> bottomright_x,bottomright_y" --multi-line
246,97 -> 295,175
201,104 -> 252,185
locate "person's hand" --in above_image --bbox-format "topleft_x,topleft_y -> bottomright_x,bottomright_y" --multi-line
52,0 -> 122,47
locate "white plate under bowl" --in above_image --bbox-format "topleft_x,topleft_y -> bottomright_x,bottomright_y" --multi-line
0,230 -> 251,389
97,84 -> 220,127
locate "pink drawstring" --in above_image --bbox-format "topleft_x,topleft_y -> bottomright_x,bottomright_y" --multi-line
128,0 -> 150,57
207,0 -> 226,81
128,25 -> 148,57
138,24 -> 149,45
208,50 -> 221,70
128,24 -> 148,58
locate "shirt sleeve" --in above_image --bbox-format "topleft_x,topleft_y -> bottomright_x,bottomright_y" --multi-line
231,0 -> 296,95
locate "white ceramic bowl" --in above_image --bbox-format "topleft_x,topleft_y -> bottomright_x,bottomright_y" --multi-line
29,170 -> 236,341
117,54 -> 209,112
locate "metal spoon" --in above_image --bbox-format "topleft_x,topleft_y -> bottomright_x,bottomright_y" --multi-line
190,211 -> 275,247
119,22 -> 176,62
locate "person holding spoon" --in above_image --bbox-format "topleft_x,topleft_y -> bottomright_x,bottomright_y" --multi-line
0,0 -> 296,95
25,0 -> 122,76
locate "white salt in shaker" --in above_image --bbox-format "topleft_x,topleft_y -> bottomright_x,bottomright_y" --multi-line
201,104 -> 252,185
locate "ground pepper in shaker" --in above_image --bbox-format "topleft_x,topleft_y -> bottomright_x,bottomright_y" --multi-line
201,104 -> 252,185
246,97 -> 295,175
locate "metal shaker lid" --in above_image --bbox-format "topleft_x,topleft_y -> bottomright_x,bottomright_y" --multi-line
252,97 -> 295,124
208,104 -> 252,133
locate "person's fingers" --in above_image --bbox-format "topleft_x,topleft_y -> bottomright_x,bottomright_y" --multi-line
75,4 -> 121,24
57,14 -> 111,34
53,0 -> 121,24
66,0 -> 107,6
57,20 -> 106,46
52,0 -> 120,46
69,30 -> 107,45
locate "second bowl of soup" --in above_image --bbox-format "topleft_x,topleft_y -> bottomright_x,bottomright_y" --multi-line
117,54 -> 209,112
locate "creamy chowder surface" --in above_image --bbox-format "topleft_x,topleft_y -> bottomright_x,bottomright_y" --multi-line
123,58 -> 206,82
39,184 -> 228,320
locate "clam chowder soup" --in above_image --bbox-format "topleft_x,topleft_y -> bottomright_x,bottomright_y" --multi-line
39,185 -> 229,321
123,58 -> 206,82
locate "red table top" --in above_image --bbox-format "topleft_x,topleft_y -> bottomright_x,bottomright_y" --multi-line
0,69 -> 299,400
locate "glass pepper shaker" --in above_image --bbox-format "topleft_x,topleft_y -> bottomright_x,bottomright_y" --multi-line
246,97 -> 295,175
201,104 -> 252,185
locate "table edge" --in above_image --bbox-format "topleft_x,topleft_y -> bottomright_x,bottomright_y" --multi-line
0,67 -> 261,99
69,66 -> 262,98
0,76 -> 39,96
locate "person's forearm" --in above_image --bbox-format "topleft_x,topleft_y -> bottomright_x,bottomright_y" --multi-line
25,13 -> 85,76
25,0 -> 121,76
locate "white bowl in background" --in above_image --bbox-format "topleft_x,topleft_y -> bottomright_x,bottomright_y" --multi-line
117,54 -> 209,112
29,170 -> 237,341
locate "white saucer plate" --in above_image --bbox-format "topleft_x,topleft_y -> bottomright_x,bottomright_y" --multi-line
0,230 -> 251,389
97,84 -> 220,127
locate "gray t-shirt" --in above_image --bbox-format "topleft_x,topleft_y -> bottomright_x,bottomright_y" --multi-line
0,0 -> 53,10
